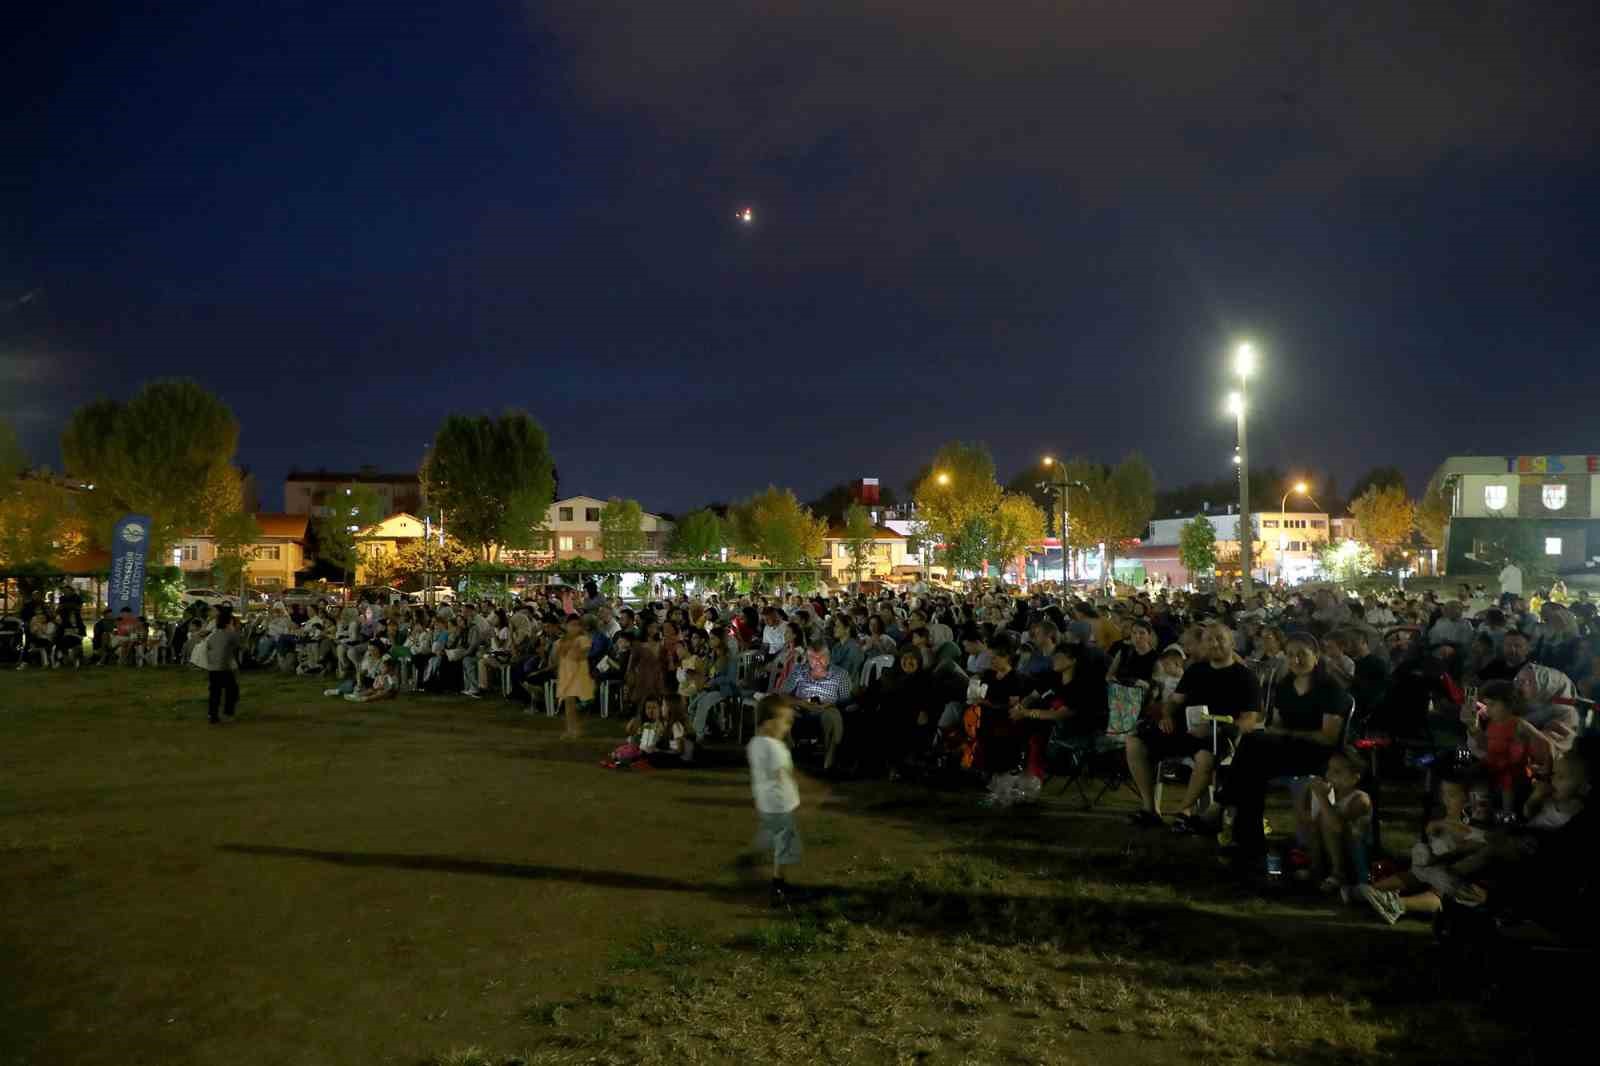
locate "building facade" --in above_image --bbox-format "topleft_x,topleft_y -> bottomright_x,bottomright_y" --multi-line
284,467 -> 423,518
1434,454 -> 1600,575
819,525 -> 910,584
172,514 -> 310,590
539,496 -> 674,562
1145,507 -> 1332,584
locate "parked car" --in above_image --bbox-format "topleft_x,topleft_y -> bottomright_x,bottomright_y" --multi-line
418,585 -> 456,604
355,585 -> 412,605
181,588 -> 236,609
280,587 -> 334,609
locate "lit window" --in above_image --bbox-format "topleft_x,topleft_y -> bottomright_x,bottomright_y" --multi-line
1262,520 -> 1278,528
582,536 -> 595,550
1542,484 -> 1567,510
1546,537 -> 1563,556
558,536 -> 574,551
1483,485 -> 1507,510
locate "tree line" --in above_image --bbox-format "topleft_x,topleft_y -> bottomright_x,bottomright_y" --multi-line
0,383 -> 1545,593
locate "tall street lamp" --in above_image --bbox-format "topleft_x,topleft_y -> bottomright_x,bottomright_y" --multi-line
1040,456 -> 1089,589
1229,341 -> 1256,599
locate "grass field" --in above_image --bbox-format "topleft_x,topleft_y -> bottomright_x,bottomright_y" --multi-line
0,666 -> 1574,1065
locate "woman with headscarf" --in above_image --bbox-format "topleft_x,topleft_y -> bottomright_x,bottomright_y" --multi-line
1514,663 -> 1580,757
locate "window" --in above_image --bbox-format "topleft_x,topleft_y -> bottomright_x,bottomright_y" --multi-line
558,507 -> 573,522
1546,537 -> 1563,556
558,535 -> 574,551
585,507 -> 601,522
1484,484 -> 1508,511
1262,520 -> 1278,528
179,544 -> 199,562
1543,484 -> 1567,510
255,545 -> 281,561
1310,520 -> 1326,529
1286,540 -> 1304,552
582,536 -> 595,550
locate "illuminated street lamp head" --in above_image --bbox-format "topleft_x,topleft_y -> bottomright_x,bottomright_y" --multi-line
1234,342 -> 1256,379
1041,455 -> 1055,467
1226,391 -> 1244,416
1293,481 -> 1308,494
936,472 -> 950,486
1233,455 -> 1242,465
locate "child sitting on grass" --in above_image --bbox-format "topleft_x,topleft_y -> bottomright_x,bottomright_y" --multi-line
1297,749 -> 1373,893
602,697 -> 664,769
1360,774 -> 1484,924
344,659 -> 399,703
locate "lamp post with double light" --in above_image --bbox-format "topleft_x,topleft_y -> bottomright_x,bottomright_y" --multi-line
1039,456 -> 1089,590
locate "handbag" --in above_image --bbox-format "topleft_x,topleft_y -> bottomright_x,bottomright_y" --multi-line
1106,681 -> 1146,735
189,639 -> 208,670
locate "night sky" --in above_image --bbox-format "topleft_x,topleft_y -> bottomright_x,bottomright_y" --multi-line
7,1 -> 1598,514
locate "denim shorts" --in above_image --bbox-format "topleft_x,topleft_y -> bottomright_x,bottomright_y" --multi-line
754,811 -> 803,866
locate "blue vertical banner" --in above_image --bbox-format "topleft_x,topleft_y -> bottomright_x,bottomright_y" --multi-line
108,514 -> 153,617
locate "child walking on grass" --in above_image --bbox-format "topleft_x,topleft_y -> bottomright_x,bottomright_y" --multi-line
747,694 -> 802,905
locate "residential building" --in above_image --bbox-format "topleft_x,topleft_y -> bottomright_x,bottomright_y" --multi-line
1433,454 -> 1600,575
171,514 -> 310,591
352,513 -> 426,584
819,524 -> 910,584
284,466 -> 423,518
1145,505 -> 1331,584
541,496 -> 674,562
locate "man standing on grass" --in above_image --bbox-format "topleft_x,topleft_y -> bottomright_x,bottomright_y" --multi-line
203,606 -> 242,724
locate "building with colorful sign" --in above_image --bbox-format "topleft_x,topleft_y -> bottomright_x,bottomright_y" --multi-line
1433,455 -> 1600,576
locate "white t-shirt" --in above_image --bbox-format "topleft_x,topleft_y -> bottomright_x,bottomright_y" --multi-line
1499,564 -> 1523,597
747,735 -> 799,814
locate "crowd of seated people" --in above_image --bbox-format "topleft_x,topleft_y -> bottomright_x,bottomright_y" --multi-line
8,574 -> 1595,944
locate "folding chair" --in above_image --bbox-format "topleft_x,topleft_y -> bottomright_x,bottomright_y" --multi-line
1045,680 -> 1144,809
1153,711 -> 1234,814
542,678 -> 558,717
598,678 -> 619,718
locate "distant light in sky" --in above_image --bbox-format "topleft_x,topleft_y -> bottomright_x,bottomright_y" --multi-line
735,206 -> 754,224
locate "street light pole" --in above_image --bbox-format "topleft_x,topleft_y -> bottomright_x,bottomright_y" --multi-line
1233,344 -> 1255,601
1040,457 -> 1088,591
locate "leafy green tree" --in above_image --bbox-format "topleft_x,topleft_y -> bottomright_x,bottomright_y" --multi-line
61,380 -> 240,559
209,510 -> 262,600
0,477 -> 87,567
1350,485 -> 1416,570
987,493 -> 1047,583
314,484 -> 386,585
391,532 -> 476,589
1053,453 -> 1156,573
1319,539 -> 1378,583
842,503 -> 876,584
913,442 -> 1003,582
730,486 -> 827,568
666,509 -> 726,561
599,497 -> 645,562
1178,516 -> 1218,579
1415,471 -> 1453,550
421,411 -> 557,561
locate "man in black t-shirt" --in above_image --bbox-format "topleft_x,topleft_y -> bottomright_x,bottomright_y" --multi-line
1125,622 -> 1259,829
